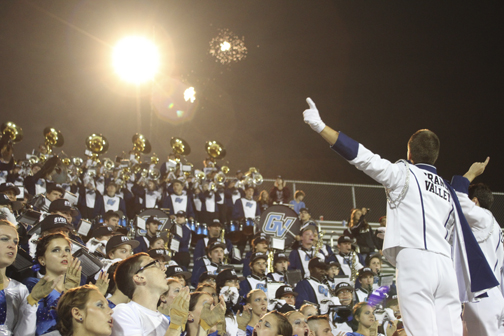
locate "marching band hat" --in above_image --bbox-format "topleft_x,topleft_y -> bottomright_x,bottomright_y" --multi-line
335,282 -> 354,294
209,219 -> 224,228
198,271 -> 217,283
308,257 -> 328,270
175,210 -> 186,217
46,182 -> 65,195
327,260 -> 341,269
165,265 -> 191,280
299,207 -> 310,214
338,235 -> 353,244
146,216 -> 162,225
358,267 -> 375,279
206,238 -> 226,253
273,252 -> 289,264
106,179 -> 118,187
105,235 -> 140,255
250,252 -> 268,264
40,214 -> 74,233
48,199 -> 78,217
148,249 -> 171,262
0,182 -> 20,195
216,268 -> 244,288
91,226 -> 115,238
275,285 -> 298,299
251,233 -> 269,246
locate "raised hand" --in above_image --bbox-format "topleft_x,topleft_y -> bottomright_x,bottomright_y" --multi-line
464,156 -> 490,182
200,298 -> 225,331
168,286 -> 190,331
27,275 -> 62,305
237,305 -> 252,331
94,271 -> 110,296
64,258 -> 82,291
303,98 -> 326,133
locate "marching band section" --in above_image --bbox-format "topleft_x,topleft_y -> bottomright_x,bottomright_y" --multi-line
0,121 -> 500,336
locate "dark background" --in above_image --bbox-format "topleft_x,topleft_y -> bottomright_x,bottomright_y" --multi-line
1,1 -> 503,190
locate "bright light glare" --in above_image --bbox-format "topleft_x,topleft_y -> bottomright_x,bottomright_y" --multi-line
184,87 -> 196,103
220,41 -> 231,51
113,36 -> 160,84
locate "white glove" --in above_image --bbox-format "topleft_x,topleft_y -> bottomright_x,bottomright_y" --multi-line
303,98 -> 326,133
220,286 -> 239,305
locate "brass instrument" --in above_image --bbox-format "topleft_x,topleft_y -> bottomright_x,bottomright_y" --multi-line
350,251 -> 358,284
86,134 -> 109,161
221,228 -> 229,264
316,230 -> 325,254
194,169 -> 206,184
244,167 -> 263,187
171,137 -> 191,161
267,249 -> 274,273
39,153 -> 47,163
0,122 -> 23,143
140,168 -> 149,178
103,158 -> 115,172
150,153 -> 159,165
163,228 -> 172,258
43,127 -> 64,154
149,168 -> 161,180
62,158 -> 71,166
214,171 -> 226,187
72,157 -> 84,167
29,156 -> 40,165
205,140 -> 226,160
132,163 -> 142,175
132,133 -> 151,154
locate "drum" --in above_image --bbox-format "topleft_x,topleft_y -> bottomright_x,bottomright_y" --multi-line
187,219 -> 197,232
135,209 -> 171,236
243,218 -> 255,236
258,205 -> 301,247
226,220 -> 242,244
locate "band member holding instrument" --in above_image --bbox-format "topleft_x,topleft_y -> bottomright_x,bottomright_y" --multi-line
191,238 -> 226,287
242,233 -> 269,277
293,258 -> 334,309
132,179 -> 161,211
266,252 -> 289,284
170,210 -> 192,269
162,179 -> 195,220
289,225 -> 324,278
335,235 -> 362,279
354,267 -> 375,303
239,252 -> 268,297
133,216 -> 161,253
193,219 -> 233,264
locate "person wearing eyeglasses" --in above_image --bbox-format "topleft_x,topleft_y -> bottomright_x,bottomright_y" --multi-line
111,252 -> 190,336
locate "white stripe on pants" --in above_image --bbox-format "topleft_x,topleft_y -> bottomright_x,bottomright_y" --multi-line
396,248 -> 462,336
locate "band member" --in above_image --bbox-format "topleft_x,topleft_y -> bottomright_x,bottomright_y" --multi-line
232,185 -> 261,220
199,181 -> 220,225
302,98 -> 495,335
162,179 -> 195,220
0,182 -> 20,202
354,267 -> 375,303
325,260 -> 342,291
170,210 -> 192,269
273,285 -> 298,313
101,179 -> 127,217
191,239 -> 226,287
133,216 -> 161,253
132,179 -> 162,211
165,265 -> 192,287
242,233 -> 269,277
224,179 -> 244,221
77,175 -> 101,220
294,258 -> 334,309
267,252 -> 290,283
452,158 -> 504,336
335,235 -> 363,278
289,225 -> 324,278
102,210 -> 122,231
239,252 -> 268,297
193,218 -> 234,263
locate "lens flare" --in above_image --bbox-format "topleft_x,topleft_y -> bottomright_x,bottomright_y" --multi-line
112,36 -> 160,83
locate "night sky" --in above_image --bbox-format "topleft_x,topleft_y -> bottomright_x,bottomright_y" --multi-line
1,1 -> 503,190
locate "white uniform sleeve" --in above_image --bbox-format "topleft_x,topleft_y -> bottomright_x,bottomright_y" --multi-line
455,191 -> 494,242
13,283 -> 37,336
331,132 -> 407,191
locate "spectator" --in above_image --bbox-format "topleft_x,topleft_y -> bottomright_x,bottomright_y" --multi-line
344,208 -> 377,265
289,190 -> 306,214
257,190 -> 270,212
269,175 -> 291,205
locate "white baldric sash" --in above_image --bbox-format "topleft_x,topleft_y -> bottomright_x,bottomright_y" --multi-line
205,193 -> 216,212
145,190 -> 160,208
193,195 -> 202,211
247,276 -> 267,293
241,198 -> 257,218
307,278 -> 331,304
171,194 -> 188,213
103,195 -> 120,212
